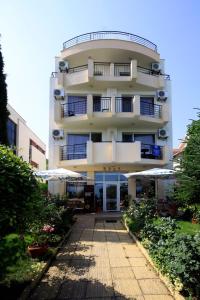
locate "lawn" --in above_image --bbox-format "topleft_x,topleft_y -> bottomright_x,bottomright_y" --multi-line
177,220 -> 200,235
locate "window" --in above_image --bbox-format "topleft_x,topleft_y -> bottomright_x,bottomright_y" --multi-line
67,134 -> 89,160
122,97 -> 132,112
66,172 -> 87,199
140,97 -> 154,116
7,118 -> 17,147
68,96 -> 87,115
91,133 -> 102,142
134,134 -> 156,158
136,179 -> 155,198
93,96 -> 101,112
122,133 -> 133,142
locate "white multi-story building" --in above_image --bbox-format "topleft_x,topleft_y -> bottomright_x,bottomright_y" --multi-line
49,31 -> 172,212
7,104 -> 46,170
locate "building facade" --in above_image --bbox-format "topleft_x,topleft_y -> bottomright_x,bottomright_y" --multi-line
7,104 -> 46,170
49,31 -> 172,212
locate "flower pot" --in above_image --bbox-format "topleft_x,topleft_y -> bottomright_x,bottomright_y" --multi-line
28,244 -> 48,258
192,217 -> 198,224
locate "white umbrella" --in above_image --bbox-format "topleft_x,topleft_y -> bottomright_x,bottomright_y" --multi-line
34,168 -> 87,182
124,168 -> 175,199
124,168 -> 175,178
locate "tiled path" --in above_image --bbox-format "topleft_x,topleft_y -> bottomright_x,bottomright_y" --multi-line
30,214 -> 174,300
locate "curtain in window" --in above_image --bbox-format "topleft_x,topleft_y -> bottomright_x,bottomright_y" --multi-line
68,96 -> 87,115
140,97 -> 154,116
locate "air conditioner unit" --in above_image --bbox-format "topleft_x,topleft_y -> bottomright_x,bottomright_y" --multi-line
151,62 -> 161,72
54,89 -> 64,100
52,129 -> 64,139
59,60 -> 68,72
158,128 -> 168,139
157,90 -> 168,101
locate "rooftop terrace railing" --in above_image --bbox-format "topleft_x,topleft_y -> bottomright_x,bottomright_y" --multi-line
63,31 -> 157,52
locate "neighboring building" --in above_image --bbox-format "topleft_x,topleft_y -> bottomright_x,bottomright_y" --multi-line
49,31 -> 173,211
173,140 -> 186,170
7,104 -> 46,170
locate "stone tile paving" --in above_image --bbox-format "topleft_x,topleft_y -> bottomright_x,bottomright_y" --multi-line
30,214 -> 174,300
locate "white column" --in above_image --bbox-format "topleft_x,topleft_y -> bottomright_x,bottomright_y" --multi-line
131,59 -> 137,79
87,140 -> 93,164
88,58 -> 94,79
133,95 -> 140,116
87,94 -> 93,117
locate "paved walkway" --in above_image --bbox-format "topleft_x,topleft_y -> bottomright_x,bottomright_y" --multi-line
30,214 -> 174,300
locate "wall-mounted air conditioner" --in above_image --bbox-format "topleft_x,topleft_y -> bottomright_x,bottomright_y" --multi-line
52,129 -> 64,139
157,90 -> 168,101
54,89 -> 64,100
151,62 -> 161,73
59,60 -> 68,72
158,128 -> 168,139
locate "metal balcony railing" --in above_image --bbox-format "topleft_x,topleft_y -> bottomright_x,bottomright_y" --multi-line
68,64 -> 88,74
140,100 -> 162,118
63,31 -> 157,52
61,100 -> 87,117
137,66 -> 170,80
141,143 -> 163,160
60,143 -> 87,160
94,62 -> 110,76
115,97 -> 133,112
93,97 -> 111,112
114,63 -> 130,76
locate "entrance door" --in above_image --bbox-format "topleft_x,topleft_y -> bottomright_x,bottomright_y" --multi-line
103,183 -> 119,212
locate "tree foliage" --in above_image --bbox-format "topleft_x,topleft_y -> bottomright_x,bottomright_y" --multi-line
0,43 -> 10,145
175,111 -> 200,205
0,145 -> 44,236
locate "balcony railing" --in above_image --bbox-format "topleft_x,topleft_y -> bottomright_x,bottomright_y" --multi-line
63,31 -> 157,52
114,63 -> 130,76
141,143 -> 163,160
137,66 -> 170,80
60,143 -> 87,160
93,97 -> 111,112
68,64 -> 88,74
61,100 -> 87,118
140,100 -> 162,118
115,97 -> 133,112
94,62 -> 110,76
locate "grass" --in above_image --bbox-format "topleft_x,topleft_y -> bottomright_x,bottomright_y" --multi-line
177,220 -> 200,235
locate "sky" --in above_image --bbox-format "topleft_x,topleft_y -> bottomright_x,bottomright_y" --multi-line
0,0 -> 200,155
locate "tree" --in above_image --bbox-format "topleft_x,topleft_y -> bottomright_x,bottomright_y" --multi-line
175,111 -> 200,205
0,42 -> 10,145
0,145 -> 44,236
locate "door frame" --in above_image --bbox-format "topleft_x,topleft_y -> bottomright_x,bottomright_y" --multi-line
103,182 -> 120,212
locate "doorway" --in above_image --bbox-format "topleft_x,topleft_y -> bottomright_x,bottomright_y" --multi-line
103,182 -> 120,212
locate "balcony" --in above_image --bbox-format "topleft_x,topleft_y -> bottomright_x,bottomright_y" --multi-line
59,141 -> 166,167
63,31 -> 157,52
55,95 -> 168,127
52,59 -> 170,90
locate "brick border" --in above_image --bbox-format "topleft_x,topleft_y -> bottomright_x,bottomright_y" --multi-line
123,220 -> 185,300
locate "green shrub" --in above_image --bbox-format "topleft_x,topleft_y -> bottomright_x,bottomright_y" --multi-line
0,234 -> 33,280
140,217 -> 200,297
124,199 -> 156,232
0,145 -> 44,235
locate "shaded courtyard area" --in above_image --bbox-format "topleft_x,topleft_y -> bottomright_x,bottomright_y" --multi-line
30,214 -> 174,300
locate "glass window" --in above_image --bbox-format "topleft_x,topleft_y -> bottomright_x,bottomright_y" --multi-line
68,96 -> 87,115
91,132 -> 102,142
95,183 -> 103,211
95,172 -> 104,181
134,134 -> 155,144
93,96 -> 101,112
122,133 -> 133,142
140,97 -> 154,116
122,97 -> 132,112
136,179 -> 155,198
105,173 -> 119,181
7,118 -> 17,147
66,182 -> 86,199
120,182 -> 128,208
67,134 -> 89,160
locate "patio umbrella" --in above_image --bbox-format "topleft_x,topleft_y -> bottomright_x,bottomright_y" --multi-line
123,168 -> 175,198
124,168 -> 175,179
34,168 -> 88,182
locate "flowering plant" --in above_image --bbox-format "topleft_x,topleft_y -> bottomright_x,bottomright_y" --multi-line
42,225 -> 55,233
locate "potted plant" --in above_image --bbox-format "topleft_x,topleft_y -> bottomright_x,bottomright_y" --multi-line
27,226 -> 49,258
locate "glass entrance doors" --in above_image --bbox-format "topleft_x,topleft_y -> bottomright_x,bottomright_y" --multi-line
103,183 -> 119,212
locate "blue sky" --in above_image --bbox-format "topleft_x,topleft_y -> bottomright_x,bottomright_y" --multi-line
0,0 -> 200,153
